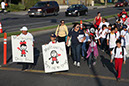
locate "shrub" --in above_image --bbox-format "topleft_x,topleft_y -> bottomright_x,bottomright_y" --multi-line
7,3 -> 25,12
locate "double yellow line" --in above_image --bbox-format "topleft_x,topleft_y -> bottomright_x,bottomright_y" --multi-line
0,67 -> 129,83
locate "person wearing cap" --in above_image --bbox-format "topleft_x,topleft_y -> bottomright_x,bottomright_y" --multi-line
18,26 -> 34,71
120,25 -> 128,47
19,26 -> 34,40
49,34 -> 58,44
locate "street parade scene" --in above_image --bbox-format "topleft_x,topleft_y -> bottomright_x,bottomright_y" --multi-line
0,0 -> 129,86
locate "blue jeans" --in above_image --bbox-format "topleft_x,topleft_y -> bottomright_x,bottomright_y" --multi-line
88,52 -> 96,66
82,42 -> 87,57
71,44 -> 81,62
100,38 -> 106,50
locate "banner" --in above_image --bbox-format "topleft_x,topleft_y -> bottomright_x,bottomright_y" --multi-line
42,42 -> 69,73
11,35 -> 34,63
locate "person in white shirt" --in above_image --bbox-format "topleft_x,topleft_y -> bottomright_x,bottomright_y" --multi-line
107,28 -> 118,54
115,26 -> 120,39
125,28 -> 129,58
111,40 -> 127,81
98,18 -> 109,30
1,1 -> 5,13
99,25 -> 108,51
18,26 -> 34,71
120,25 -> 127,47
82,28 -> 90,60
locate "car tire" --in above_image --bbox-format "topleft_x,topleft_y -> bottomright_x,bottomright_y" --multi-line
42,11 -> 46,17
77,12 -> 80,16
29,15 -> 34,17
65,14 -> 68,16
85,11 -> 88,16
54,11 -> 58,16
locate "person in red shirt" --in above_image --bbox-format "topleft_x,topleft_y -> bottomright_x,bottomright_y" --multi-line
117,9 -> 128,22
93,12 -> 102,29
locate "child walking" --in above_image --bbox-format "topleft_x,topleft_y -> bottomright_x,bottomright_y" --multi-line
86,36 -> 99,68
49,34 -> 57,44
111,40 -> 127,81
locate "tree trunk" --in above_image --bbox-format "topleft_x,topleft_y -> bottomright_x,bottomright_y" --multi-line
22,0 -> 24,5
105,0 -> 107,6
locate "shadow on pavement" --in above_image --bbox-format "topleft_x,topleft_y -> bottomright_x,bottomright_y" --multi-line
91,66 -> 104,86
100,55 -> 117,78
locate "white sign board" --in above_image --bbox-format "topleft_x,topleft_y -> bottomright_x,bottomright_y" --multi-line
42,42 -> 69,73
11,35 -> 34,63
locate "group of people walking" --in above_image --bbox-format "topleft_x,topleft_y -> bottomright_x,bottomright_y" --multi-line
52,9 -> 129,81
18,9 -> 129,81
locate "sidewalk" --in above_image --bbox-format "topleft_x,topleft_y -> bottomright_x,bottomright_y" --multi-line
9,5 -> 115,16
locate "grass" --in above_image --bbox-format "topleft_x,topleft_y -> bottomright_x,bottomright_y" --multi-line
1,12 -> 129,38
94,3 -> 115,6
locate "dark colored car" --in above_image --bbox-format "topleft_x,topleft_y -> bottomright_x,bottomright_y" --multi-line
115,0 -> 128,7
28,1 -> 59,17
65,4 -> 88,16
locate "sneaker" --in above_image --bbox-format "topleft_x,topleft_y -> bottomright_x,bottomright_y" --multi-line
81,57 -> 84,60
73,61 -> 77,66
77,62 -> 80,67
89,65 -> 91,68
93,62 -> 96,66
101,50 -> 104,52
116,78 -> 120,82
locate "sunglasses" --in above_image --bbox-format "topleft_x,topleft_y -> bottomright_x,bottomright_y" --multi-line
76,26 -> 80,28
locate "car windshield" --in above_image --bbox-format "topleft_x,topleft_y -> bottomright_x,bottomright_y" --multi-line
69,5 -> 80,9
34,2 -> 46,7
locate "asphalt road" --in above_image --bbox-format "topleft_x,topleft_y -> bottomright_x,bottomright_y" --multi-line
1,6 -> 129,32
0,18 -> 129,86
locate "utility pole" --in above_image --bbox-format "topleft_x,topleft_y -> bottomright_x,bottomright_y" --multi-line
105,0 -> 107,6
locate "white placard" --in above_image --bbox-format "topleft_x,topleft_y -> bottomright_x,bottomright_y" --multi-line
11,35 -> 34,63
42,42 -> 69,73
77,34 -> 84,42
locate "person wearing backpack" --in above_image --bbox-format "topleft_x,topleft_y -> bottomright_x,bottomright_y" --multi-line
107,28 -> 118,55
120,25 -> 128,47
99,25 -> 108,52
111,40 -> 127,81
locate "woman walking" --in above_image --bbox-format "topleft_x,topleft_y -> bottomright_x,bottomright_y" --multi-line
66,23 -> 86,67
55,20 -> 68,42
93,12 -> 102,29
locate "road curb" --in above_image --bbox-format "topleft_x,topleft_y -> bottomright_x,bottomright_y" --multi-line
0,17 -> 115,42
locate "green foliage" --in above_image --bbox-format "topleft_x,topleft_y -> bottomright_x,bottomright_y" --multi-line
7,3 -> 25,12
24,0 -> 40,9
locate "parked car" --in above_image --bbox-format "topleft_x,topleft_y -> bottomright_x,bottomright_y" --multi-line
65,4 -> 88,16
28,1 -> 59,17
115,0 -> 128,7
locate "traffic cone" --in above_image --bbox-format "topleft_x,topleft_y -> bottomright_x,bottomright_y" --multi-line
0,22 -> 3,33
80,20 -> 83,30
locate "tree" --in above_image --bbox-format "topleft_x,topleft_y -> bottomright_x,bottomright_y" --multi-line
105,0 -> 107,6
